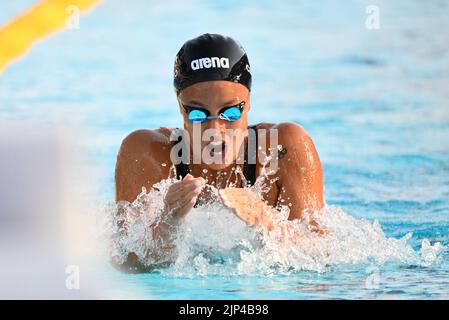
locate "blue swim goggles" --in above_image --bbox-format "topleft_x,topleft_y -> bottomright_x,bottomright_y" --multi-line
182,101 -> 245,123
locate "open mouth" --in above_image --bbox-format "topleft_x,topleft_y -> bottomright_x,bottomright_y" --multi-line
209,140 -> 227,158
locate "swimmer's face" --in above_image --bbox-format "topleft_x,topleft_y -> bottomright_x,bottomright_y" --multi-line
178,80 -> 250,170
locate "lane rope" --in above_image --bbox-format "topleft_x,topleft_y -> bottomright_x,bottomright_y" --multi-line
0,0 -> 101,74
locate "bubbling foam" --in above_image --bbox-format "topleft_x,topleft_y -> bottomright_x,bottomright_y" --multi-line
103,171 -> 445,276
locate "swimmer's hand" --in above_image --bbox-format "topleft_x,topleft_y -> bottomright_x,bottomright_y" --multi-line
307,218 -> 330,236
163,174 -> 205,223
218,188 -> 275,231
219,188 -> 329,236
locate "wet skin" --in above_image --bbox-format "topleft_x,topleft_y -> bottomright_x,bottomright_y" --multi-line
114,81 -> 324,271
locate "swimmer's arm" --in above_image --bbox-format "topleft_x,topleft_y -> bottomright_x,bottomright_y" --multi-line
275,122 -> 327,234
113,129 -> 177,272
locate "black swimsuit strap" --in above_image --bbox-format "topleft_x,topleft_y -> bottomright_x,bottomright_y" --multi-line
174,126 -> 258,187
243,125 -> 257,186
175,136 -> 190,180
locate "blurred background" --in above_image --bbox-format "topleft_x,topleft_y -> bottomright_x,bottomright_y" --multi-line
0,0 -> 448,299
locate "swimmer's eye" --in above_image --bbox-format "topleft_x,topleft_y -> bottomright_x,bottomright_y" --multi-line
187,109 -> 208,123
182,101 -> 245,123
219,101 -> 245,122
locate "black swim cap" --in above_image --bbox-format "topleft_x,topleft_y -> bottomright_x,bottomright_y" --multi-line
173,33 -> 252,94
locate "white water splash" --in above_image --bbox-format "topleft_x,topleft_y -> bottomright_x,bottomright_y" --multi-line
103,176 -> 445,276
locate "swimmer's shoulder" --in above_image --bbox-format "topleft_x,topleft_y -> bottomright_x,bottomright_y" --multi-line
251,122 -> 312,143
251,122 -> 276,130
116,127 -> 178,178
115,127 -> 179,202
118,127 -> 177,160
252,122 -> 318,170
273,122 -> 321,174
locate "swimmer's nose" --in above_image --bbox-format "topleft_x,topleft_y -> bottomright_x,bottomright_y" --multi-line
204,118 -> 226,133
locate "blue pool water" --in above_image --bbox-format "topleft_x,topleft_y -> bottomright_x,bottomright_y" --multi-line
1,0 -> 448,299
